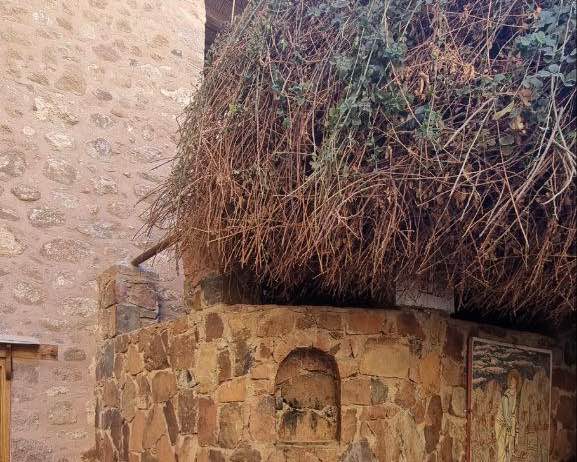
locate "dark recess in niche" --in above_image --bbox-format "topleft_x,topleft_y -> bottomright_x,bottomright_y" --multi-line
274,348 -> 340,444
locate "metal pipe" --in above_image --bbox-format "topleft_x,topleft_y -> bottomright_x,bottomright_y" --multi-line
131,235 -> 176,267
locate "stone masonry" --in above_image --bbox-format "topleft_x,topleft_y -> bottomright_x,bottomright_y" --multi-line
1,1 -> 205,460
94,266 -> 576,461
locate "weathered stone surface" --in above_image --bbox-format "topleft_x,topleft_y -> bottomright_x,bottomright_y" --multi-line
360,342 -> 411,378
45,132 -> 74,150
168,333 -> 195,369
129,411 -> 146,452
450,387 -> 466,418
443,325 -> 464,361
217,378 -> 247,403
97,342 -> 115,380
257,312 -> 293,337
178,389 -> 198,434
126,344 -> 144,375
340,439 -> 377,462
163,399 -> 179,445
63,347 -> 87,361
55,68 -> 87,95
347,310 -> 385,334
0,150 -> 26,177
48,401 -> 77,425
342,376 -> 372,406
87,138 -> 112,159
11,184 -> 41,201
103,380 -> 120,407
90,113 -> 114,129
92,176 -> 118,195
0,206 -> 19,221
13,281 -> 45,305
370,378 -> 388,404
28,206 -> 66,228
234,337 -> 254,377
151,370 -> 177,402
420,352 -> 441,394
230,448 -> 262,462
218,350 -> 231,383
197,397 -> 217,444
144,333 -> 169,371
121,379 -> 137,420
424,395 -> 443,453
0,226 -> 25,255
43,158 -> 77,185
143,405 -> 167,450
93,44 -> 120,62
205,312 -> 224,341
397,311 -> 425,339
218,403 -> 243,448
157,434 -> 176,462
91,304 -> 576,462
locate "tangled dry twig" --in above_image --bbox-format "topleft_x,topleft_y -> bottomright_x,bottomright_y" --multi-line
149,0 -> 576,320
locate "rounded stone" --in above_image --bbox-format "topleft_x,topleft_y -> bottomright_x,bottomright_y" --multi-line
28,206 -> 66,228
92,44 -> 120,62
90,114 -> 114,129
13,281 -> 45,305
40,239 -> 92,262
55,69 -> 87,96
86,138 -> 112,159
11,184 -> 41,201
60,297 -> 98,317
45,132 -> 74,151
0,150 -> 27,177
63,347 -> 87,361
76,221 -> 122,239
43,158 -> 77,185
92,176 -> 118,195
48,401 -> 77,425
0,207 -> 19,221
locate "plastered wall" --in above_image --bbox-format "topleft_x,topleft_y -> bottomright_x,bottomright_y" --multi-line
0,1 -> 205,459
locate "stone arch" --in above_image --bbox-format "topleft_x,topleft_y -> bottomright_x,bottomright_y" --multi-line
274,348 -> 340,443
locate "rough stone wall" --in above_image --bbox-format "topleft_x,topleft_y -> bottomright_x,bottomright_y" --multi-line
0,1 -> 205,459
94,302 -> 576,461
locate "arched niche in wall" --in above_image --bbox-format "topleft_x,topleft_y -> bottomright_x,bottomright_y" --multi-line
274,348 -> 340,443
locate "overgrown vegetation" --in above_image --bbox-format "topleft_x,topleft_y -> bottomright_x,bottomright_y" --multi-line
150,0 -> 576,319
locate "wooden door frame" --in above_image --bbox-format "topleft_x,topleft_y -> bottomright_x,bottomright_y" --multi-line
0,357 -> 9,462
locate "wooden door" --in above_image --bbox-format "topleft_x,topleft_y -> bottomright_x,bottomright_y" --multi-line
0,358 -> 8,462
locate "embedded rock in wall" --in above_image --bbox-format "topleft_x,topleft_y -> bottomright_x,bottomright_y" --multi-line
0,0 -> 204,459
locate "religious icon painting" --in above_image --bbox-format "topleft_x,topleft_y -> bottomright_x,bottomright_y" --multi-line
467,337 -> 552,462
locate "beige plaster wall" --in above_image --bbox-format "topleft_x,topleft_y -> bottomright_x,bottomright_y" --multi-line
0,0 -> 205,460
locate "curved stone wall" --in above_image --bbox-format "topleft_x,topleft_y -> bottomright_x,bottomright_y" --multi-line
0,1 -> 204,459
94,302 -> 576,461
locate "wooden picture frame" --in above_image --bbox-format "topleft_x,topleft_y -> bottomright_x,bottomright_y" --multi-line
467,337 -> 552,462
0,358 -> 9,462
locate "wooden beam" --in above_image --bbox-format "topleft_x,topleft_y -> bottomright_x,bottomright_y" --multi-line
0,344 -> 58,361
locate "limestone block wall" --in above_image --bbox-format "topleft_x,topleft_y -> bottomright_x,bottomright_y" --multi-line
0,1 -> 205,460
94,302 -> 576,461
